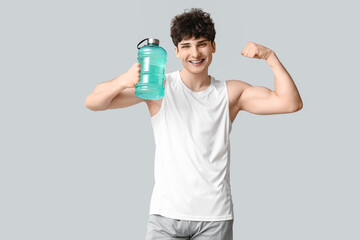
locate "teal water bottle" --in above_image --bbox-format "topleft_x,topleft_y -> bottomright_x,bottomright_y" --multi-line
135,38 -> 167,100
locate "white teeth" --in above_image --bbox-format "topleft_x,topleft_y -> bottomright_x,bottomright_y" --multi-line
190,60 -> 204,63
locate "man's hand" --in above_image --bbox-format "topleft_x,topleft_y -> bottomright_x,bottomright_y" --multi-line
115,63 -> 141,89
241,42 -> 273,60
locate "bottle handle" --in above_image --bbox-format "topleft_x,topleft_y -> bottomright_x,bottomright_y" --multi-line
137,38 -> 149,49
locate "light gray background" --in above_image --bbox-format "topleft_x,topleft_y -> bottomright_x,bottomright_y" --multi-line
1,0 -> 359,239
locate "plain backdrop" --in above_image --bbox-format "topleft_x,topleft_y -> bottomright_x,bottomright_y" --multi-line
1,0 -> 359,239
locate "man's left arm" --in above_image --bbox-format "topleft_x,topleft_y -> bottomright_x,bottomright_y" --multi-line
236,42 -> 303,115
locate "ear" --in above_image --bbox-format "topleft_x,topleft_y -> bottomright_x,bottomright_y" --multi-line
175,46 -> 180,58
212,41 -> 216,53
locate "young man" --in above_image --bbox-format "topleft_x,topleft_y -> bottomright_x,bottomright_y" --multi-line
85,8 -> 302,240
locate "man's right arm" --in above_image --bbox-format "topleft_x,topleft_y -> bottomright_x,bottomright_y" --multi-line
85,63 -> 144,111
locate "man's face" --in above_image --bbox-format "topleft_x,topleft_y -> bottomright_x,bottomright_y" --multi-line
175,36 -> 216,75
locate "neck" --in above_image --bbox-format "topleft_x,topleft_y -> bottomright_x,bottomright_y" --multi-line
179,69 -> 211,92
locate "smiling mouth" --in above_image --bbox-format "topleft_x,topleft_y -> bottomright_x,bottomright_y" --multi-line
189,59 -> 205,64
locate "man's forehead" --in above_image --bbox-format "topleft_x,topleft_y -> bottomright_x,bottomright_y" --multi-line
179,37 -> 209,45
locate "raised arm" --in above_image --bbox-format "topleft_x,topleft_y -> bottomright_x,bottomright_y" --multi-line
229,42 -> 303,115
85,63 -> 144,111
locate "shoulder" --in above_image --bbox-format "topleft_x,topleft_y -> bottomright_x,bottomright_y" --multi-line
165,71 -> 179,81
144,71 -> 178,108
164,70 -> 182,88
225,80 -> 253,107
226,80 -> 252,94
225,79 -> 251,88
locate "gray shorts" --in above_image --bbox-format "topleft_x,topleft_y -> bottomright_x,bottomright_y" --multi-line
145,214 -> 233,240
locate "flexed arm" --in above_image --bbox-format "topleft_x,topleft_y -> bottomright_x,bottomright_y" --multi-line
228,42 -> 303,115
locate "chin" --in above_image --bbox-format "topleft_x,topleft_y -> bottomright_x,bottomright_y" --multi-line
185,64 -> 209,74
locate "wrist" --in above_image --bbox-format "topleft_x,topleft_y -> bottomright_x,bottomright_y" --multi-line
112,74 -> 128,90
265,50 -> 275,60
266,51 -> 280,67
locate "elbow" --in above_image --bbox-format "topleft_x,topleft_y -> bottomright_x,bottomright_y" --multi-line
86,104 -> 101,111
85,98 -> 104,111
296,97 -> 304,111
85,103 -> 97,111
85,98 -> 95,111
289,100 -> 303,113
298,100 -> 303,111
85,104 -> 105,111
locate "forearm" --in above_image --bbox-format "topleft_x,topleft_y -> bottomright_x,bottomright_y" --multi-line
85,75 -> 126,111
266,52 -> 303,109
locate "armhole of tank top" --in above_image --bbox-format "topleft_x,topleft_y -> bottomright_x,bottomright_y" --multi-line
150,76 -> 168,120
224,80 -> 233,128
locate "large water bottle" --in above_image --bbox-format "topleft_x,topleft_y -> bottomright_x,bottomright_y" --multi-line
135,38 -> 167,100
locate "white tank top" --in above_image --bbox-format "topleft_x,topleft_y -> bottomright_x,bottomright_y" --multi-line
149,70 -> 234,221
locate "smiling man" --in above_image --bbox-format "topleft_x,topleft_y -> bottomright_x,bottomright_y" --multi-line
85,8 -> 302,240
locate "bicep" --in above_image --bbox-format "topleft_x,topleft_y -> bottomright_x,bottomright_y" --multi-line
239,85 -> 289,115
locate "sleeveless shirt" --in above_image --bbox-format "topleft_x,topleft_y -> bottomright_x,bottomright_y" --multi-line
149,70 -> 234,221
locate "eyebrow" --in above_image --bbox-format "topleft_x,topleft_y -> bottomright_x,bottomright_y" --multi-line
179,40 -> 209,46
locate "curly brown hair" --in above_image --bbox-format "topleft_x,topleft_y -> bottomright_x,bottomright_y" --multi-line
170,8 -> 216,47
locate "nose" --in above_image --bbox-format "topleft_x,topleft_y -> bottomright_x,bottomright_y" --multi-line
191,47 -> 201,58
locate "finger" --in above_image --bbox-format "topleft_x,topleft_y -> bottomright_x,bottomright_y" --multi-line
242,44 -> 249,55
244,49 -> 250,57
